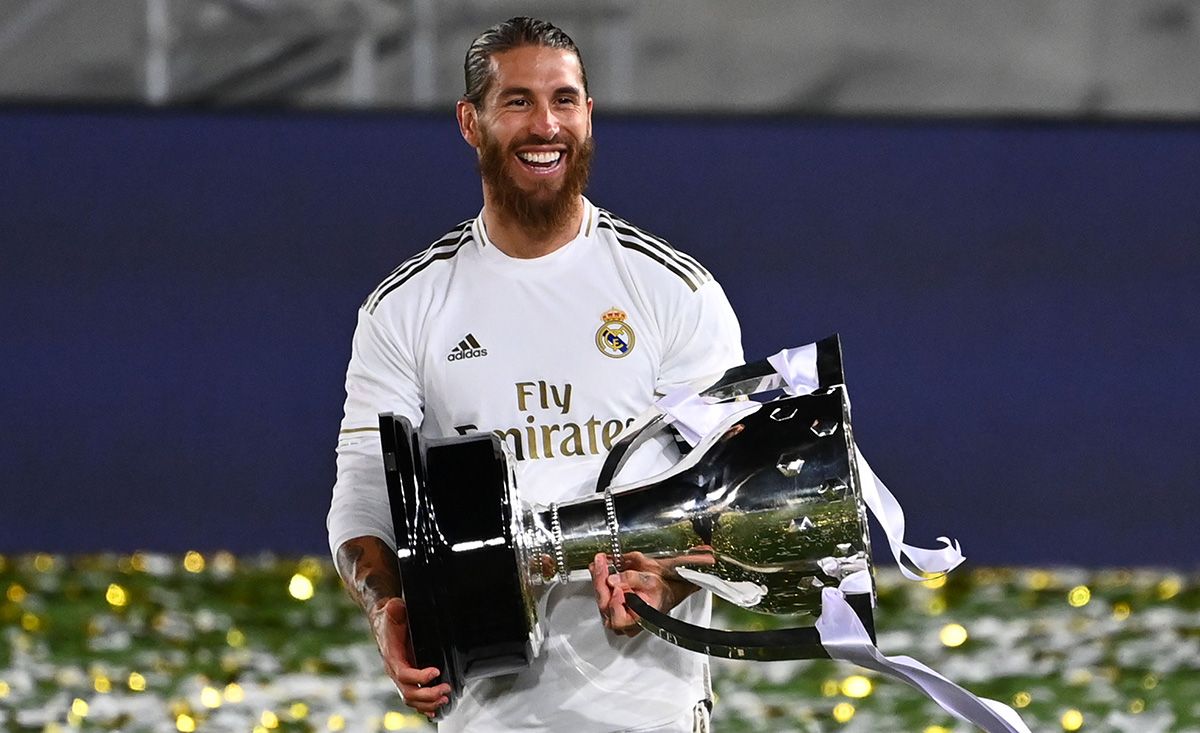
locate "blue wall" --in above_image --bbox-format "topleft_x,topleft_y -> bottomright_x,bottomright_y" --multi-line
2,107 -> 1196,565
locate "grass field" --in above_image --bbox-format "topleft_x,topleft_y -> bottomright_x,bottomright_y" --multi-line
1,553 -> 1196,732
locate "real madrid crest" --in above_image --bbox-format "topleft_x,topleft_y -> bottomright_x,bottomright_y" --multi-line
595,307 -> 635,359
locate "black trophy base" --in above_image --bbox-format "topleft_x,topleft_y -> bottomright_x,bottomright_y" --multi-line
378,414 -> 535,718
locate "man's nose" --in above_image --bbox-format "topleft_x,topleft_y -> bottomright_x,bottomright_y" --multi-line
529,103 -> 560,141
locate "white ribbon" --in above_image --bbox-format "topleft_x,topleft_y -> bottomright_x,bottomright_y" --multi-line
766,343 -> 820,395
854,449 -> 965,581
655,386 -> 760,448
818,577 -> 1032,733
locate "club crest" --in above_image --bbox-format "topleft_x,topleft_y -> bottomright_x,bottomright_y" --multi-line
595,307 -> 635,359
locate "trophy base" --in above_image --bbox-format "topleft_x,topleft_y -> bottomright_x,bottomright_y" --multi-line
379,414 -> 538,715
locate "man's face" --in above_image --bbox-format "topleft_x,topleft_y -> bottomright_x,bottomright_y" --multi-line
459,45 -> 594,234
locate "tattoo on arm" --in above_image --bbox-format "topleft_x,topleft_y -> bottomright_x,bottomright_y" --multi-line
335,536 -> 403,612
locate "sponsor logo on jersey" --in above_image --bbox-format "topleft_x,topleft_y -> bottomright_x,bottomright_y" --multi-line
595,308 -> 635,359
447,333 -> 488,362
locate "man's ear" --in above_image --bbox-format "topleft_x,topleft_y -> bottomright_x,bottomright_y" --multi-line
457,100 -> 479,148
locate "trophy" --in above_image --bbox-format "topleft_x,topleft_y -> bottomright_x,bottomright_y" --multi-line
378,335 -> 875,712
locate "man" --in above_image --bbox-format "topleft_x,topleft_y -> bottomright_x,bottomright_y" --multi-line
328,17 -> 743,732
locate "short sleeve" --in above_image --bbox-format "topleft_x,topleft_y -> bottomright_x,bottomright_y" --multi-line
327,307 -> 423,559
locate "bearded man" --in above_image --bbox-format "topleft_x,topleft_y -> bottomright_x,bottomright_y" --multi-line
328,17 -> 743,733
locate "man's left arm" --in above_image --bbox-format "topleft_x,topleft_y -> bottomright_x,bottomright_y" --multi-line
592,277 -> 744,635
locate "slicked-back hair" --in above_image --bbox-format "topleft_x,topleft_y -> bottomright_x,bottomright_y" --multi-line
463,17 -> 588,108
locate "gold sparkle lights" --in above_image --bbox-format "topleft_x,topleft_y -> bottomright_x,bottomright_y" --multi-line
1061,708 -> 1084,731
183,551 -> 206,573
938,623 -> 968,647
1067,585 -> 1091,607
288,574 -> 315,601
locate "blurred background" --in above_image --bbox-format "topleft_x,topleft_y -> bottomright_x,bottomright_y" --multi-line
1,1 -> 1198,731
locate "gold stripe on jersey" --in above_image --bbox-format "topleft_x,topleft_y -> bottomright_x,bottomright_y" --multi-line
364,221 -> 474,313
338,426 -> 380,434
596,210 -> 713,292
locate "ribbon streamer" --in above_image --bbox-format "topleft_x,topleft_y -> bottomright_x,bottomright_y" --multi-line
766,343 -> 820,395
818,579 -> 1031,733
655,386 -> 760,448
854,449 -> 965,581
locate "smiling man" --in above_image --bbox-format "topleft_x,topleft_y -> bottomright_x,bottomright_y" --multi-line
328,17 -> 743,733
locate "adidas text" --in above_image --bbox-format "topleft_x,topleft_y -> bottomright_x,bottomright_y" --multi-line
447,348 -> 488,362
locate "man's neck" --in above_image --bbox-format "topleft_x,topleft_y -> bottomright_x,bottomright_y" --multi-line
480,195 -> 585,259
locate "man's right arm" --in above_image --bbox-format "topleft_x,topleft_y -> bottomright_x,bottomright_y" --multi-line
334,536 -> 450,717
329,308 -> 449,716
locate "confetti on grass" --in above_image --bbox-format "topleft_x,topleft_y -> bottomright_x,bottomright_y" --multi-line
0,554 -> 1197,732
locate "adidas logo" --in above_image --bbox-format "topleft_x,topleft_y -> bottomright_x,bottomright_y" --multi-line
446,333 -> 488,362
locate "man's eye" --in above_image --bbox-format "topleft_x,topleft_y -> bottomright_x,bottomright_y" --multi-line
506,99 -> 528,107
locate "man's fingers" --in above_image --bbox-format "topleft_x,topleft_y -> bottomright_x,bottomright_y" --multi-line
590,552 -> 612,608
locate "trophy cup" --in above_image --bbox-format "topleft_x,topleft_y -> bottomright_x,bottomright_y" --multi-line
378,335 -> 875,713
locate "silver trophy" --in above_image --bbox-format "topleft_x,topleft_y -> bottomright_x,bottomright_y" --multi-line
379,335 -> 875,715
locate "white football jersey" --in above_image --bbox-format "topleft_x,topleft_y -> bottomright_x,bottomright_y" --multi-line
329,197 -> 743,732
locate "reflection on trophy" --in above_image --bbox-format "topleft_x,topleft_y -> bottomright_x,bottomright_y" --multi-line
379,335 -> 875,711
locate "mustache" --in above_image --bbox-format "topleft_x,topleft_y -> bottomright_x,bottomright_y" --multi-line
507,133 -> 579,150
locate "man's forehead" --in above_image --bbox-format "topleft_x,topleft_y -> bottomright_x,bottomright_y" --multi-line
488,46 -> 584,91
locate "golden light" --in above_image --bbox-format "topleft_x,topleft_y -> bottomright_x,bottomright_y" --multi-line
1129,698 -> 1145,714
131,552 -> 149,572
1061,708 -> 1084,731
105,583 -> 128,608
921,573 -> 947,589
1067,586 -> 1091,607
289,574 -> 315,601
94,676 -> 112,694
924,727 -> 951,733
227,628 -> 247,647
33,553 -> 55,572
261,710 -> 280,728
1142,674 -> 1158,690
224,683 -> 245,703
1112,602 -> 1131,621
201,686 -> 222,709
183,551 -> 206,573
6,583 -> 27,603
290,702 -> 309,720
383,711 -> 407,730
840,675 -> 872,699
820,679 -> 839,697
831,702 -> 855,723
128,672 -> 147,691
1012,691 -> 1032,708
0,680 -> 10,698
327,713 -> 346,731
938,623 -> 968,648
254,727 -> 269,733
1027,570 -> 1052,590
176,714 -> 197,732
1157,576 -> 1182,600
20,612 -> 41,632
71,698 -> 89,717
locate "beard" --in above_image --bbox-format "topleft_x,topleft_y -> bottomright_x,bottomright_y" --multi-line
477,126 -> 594,238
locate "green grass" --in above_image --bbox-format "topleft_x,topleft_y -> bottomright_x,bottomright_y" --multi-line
0,553 -> 1196,732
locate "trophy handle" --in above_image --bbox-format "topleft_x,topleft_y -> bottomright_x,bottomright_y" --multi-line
623,591 -> 875,661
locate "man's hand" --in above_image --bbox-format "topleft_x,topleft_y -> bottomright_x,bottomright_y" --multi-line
336,536 -> 450,718
367,597 -> 450,717
588,550 -> 713,637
